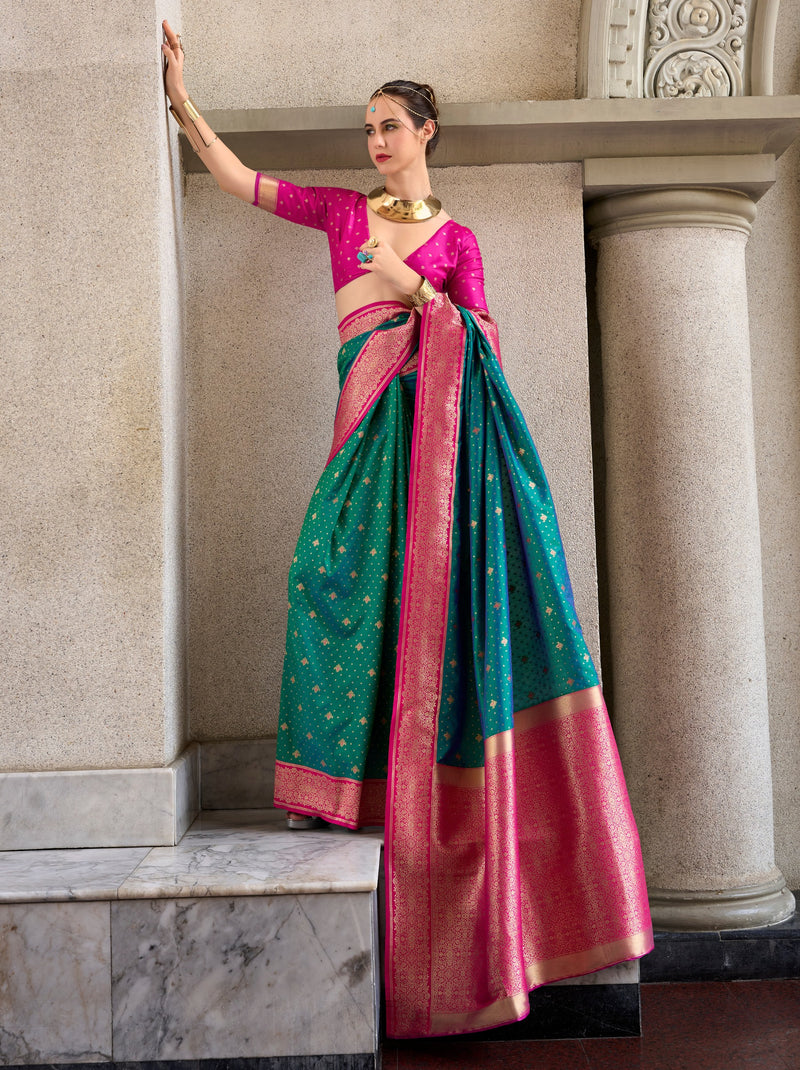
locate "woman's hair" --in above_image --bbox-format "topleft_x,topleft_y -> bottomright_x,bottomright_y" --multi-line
369,80 -> 440,157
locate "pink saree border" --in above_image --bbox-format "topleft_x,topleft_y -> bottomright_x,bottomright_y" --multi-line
338,300 -> 408,344
384,294 -> 468,1038
328,307 -> 417,465
274,761 -> 386,828
423,691 -> 653,1036
426,932 -> 652,1036
524,931 -> 653,989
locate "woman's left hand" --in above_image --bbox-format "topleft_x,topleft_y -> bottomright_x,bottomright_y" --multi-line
358,239 -> 422,296
161,19 -> 187,101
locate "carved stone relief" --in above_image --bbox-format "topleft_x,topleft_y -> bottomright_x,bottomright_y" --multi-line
580,0 -> 776,98
608,0 -> 647,97
643,0 -> 748,96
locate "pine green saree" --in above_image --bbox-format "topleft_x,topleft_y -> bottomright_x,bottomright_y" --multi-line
274,295 -> 652,1038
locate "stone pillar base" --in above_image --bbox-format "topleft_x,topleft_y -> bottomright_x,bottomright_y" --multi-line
650,875 -> 796,931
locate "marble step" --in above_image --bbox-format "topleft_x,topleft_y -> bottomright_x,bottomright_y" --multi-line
0,810 -> 382,1067
0,807 -> 643,1066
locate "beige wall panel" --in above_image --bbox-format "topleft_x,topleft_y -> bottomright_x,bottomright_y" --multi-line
772,0 -> 800,98
748,0 -> 800,889
185,162 -> 597,741
1,1 -> 187,771
181,0 -> 580,109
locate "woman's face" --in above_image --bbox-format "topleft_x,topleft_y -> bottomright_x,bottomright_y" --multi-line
364,95 -> 429,176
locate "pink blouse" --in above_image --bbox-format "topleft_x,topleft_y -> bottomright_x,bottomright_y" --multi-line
261,178 -> 488,312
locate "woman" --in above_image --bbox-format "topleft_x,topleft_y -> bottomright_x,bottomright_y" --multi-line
162,22 -> 653,1041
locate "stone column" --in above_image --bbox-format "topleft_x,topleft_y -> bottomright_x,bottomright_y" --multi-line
586,185 -> 795,929
0,1 -> 195,848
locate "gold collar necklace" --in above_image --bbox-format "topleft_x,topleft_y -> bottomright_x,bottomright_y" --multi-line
367,186 -> 442,223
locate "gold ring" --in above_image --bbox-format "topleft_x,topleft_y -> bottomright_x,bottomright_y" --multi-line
366,237 -> 379,248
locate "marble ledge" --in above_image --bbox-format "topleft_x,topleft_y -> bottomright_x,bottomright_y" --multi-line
0,847 -> 150,904
0,743 -> 200,851
0,810 -> 382,904
200,737 -> 276,810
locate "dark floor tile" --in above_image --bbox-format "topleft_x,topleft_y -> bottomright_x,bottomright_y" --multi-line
640,1034 -> 786,1070
580,1037 -> 644,1068
642,931 -> 800,983
643,901 -> 800,984
636,981 -> 799,1070
396,1039 -> 588,1069
767,1026 -> 800,1070
728,978 -> 800,1020
640,982 -> 740,1038
721,938 -> 800,980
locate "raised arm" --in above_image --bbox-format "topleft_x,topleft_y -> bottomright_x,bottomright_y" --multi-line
161,20 -> 276,210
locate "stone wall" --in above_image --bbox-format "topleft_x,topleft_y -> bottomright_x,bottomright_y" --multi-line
183,0 -> 581,108
0,0 -> 187,771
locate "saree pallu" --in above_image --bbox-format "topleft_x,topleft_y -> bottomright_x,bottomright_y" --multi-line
274,296 -> 653,1039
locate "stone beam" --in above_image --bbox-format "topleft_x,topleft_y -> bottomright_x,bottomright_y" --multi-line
180,96 -> 800,173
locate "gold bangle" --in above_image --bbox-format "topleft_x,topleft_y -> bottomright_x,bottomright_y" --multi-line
408,277 -> 437,307
168,97 -> 218,153
169,104 -> 203,154
182,96 -> 201,122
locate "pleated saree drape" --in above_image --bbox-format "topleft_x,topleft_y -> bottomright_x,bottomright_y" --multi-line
274,296 -> 653,1038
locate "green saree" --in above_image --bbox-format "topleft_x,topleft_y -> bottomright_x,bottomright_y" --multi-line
274,296 -> 652,1038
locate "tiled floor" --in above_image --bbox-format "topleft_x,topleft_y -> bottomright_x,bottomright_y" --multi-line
384,980 -> 800,1069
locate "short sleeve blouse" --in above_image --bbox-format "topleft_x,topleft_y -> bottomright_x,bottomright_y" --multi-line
268,179 -> 488,312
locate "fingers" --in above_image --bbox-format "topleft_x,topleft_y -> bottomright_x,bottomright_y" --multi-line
161,19 -> 184,62
356,237 -> 377,269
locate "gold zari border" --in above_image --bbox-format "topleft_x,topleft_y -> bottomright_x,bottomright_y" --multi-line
428,929 -> 653,1036
430,991 -> 530,1036
525,929 -> 654,988
434,686 -> 605,788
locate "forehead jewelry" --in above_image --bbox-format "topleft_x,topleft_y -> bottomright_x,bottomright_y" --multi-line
369,86 -> 439,126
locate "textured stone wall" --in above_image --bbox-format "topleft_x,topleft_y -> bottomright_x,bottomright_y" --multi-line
182,0 -> 581,108
0,0 -> 187,770
184,163 -> 598,740
747,0 -> 800,887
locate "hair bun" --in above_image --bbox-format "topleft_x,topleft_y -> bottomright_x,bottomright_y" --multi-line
419,85 -> 437,108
